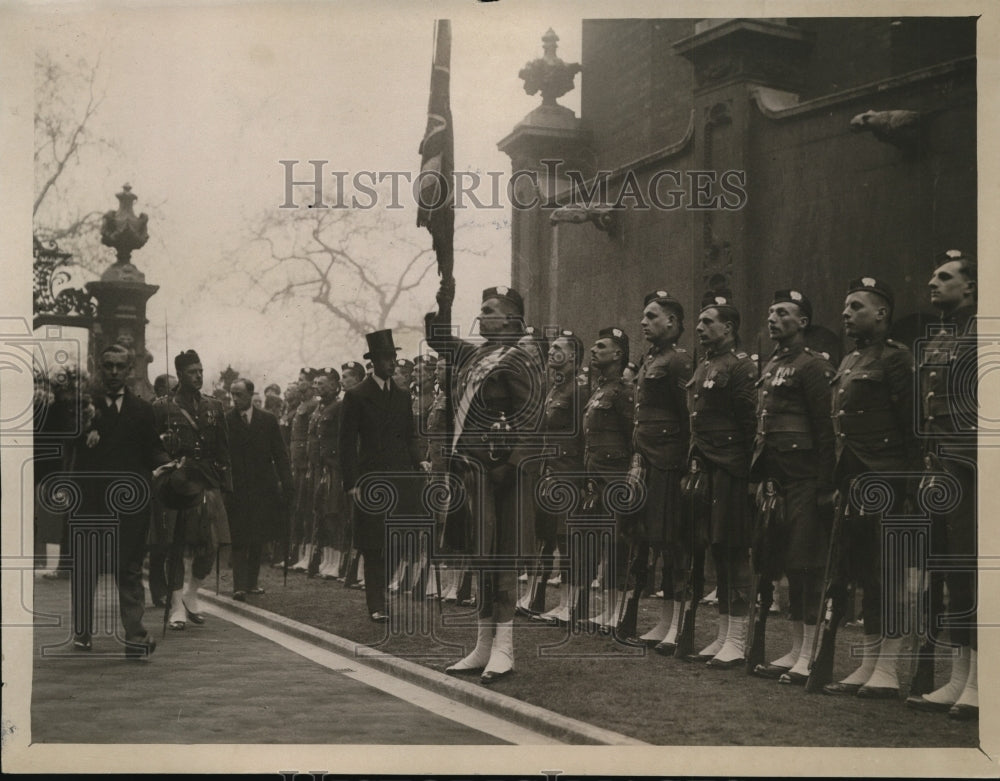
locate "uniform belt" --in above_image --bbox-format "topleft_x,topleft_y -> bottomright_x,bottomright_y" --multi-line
757,413 -> 810,435
635,410 -> 682,424
690,409 -> 739,432
832,409 -> 896,436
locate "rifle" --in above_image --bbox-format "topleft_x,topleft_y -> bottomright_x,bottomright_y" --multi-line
746,479 -> 782,673
909,460 -> 943,695
614,539 -> 647,642
805,487 -> 846,693
674,458 -> 709,659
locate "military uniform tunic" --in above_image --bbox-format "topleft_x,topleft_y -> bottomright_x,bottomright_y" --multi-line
687,346 -> 757,546
632,343 -> 692,545
918,305 -> 977,647
290,396 -> 318,542
584,374 -> 633,478
535,379 -> 586,540
152,389 -> 232,546
831,335 -> 919,635
751,343 -> 835,570
309,396 -> 346,546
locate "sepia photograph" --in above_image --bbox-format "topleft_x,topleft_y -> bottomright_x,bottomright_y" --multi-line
2,0 -> 997,776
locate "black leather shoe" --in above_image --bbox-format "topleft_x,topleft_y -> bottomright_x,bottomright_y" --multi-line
370,611 -> 389,623
615,635 -> 647,648
753,663 -> 790,680
856,685 -> 900,700
183,603 -> 206,625
706,656 -> 743,669
823,681 -> 862,695
232,591 -> 247,602
653,641 -> 676,656
684,652 -> 715,663
905,695 -> 952,713
948,703 -> 979,721
778,671 -> 808,686
514,605 -> 537,618
480,668 -> 514,684
249,587 -> 266,595
73,635 -> 92,651
151,597 -> 168,609
125,634 -> 156,660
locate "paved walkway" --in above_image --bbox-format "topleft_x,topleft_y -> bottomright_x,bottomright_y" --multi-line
29,575 -> 559,745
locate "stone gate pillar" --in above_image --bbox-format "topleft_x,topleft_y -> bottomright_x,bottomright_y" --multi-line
85,185 -> 158,400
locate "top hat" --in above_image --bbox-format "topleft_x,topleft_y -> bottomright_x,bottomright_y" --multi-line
363,329 -> 402,360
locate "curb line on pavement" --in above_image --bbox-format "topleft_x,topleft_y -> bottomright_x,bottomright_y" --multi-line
200,591 -> 647,746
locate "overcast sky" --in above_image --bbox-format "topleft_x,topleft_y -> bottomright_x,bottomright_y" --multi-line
24,3 -> 585,389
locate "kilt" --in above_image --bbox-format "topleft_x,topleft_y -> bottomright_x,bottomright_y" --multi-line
621,464 -> 681,547
706,464 -> 752,548
149,487 -> 230,550
770,477 -> 828,571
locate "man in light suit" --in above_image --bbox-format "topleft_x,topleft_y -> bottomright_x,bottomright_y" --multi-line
71,344 -> 171,658
226,378 -> 294,600
339,330 -> 423,622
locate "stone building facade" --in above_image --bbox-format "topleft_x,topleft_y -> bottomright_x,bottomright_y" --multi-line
499,18 -> 976,361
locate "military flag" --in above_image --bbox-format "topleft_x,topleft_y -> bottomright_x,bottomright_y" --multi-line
417,19 -> 455,285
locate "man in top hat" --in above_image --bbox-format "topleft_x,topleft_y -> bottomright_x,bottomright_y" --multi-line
226,378 -> 294,600
817,277 -> 921,698
307,368 -> 348,579
152,349 -> 232,630
680,294 -> 758,668
71,343 -> 171,657
907,250 -> 979,720
582,326 -> 635,630
426,285 -> 546,683
619,290 -> 693,651
339,330 -> 423,621
749,290 -> 835,684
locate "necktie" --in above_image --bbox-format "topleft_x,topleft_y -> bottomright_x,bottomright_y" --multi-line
384,383 -> 391,400
243,411 -> 251,426
106,394 -> 122,417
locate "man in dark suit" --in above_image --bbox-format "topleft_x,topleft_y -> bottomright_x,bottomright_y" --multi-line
339,330 -> 423,621
71,344 -> 170,658
226,378 -> 294,600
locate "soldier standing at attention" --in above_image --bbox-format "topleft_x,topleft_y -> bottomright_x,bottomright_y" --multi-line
749,291 -> 835,684
583,327 -> 634,631
685,294 -> 758,668
426,285 -> 545,683
153,349 -> 232,631
822,277 -> 921,698
290,369 -> 319,572
308,369 -> 347,579
620,290 -> 693,651
532,330 -> 587,625
906,250 -> 979,720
